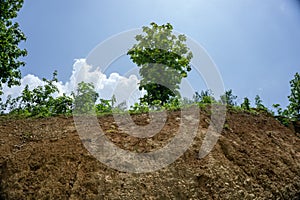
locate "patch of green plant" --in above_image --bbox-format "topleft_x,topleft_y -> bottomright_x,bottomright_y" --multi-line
1,71 -> 74,117
279,117 -> 291,127
95,99 -> 113,114
220,89 -> 237,106
254,95 -> 267,111
129,102 -> 150,114
287,72 -> 300,120
197,102 -> 208,111
230,106 -> 244,113
248,109 -> 259,115
163,98 -> 181,111
271,104 -> 291,126
241,97 -> 250,111
193,90 -> 216,104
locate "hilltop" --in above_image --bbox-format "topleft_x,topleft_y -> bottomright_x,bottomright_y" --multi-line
0,109 -> 299,199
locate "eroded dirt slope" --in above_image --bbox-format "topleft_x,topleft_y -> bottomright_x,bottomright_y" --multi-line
0,109 -> 299,199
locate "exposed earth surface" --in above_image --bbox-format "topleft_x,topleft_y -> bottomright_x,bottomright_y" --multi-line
0,108 -> 300,199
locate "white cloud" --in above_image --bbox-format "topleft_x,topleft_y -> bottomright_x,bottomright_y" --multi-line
1,74 -> 44,99
66,59 -> 141,106
1,59 -> 141,107
1,58 -> 197,108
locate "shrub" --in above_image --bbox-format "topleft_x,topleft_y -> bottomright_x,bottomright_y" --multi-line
220,90 -> 237,106
73,82 -> 99,114
241,97 -> 250,111
287,72 -> 300,120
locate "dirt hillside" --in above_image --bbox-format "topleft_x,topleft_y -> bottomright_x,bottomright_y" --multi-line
0,109 -> 300,199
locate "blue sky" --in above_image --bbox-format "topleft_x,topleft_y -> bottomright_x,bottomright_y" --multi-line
12,0 -> 300,108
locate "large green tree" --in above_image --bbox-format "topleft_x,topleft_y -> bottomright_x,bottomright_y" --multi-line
0,0 -> 27,97
127,22 -> 193,105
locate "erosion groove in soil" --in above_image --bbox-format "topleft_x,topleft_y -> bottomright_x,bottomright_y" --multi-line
0,110 -> 300,199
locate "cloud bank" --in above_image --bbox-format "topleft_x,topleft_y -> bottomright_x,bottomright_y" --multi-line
1,59 -> 141,107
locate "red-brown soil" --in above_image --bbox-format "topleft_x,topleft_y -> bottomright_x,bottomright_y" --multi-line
0,109 -> 299,199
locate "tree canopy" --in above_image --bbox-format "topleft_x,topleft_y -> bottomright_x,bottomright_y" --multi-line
127,22 -> 193,105
0,0 -> 27,97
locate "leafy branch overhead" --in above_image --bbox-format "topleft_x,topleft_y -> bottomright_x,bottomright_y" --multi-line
0,0 -> 27,96
127,22 -> 193,105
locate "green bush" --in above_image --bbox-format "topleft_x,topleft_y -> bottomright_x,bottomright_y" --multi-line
95,99 -> 113,114
287,72 -> 300,120
241,97 -> 250,111
193,90 -> 215,104
73,82 -> 98,114
1,71 -> 74,117
163,98 -> 181,111
129,102 -> 150,114
220,90 -> 237,106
